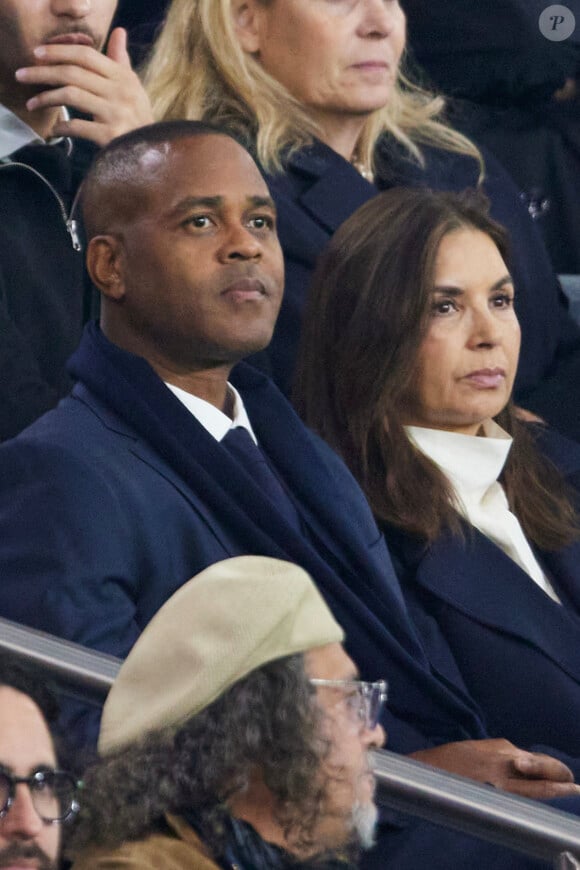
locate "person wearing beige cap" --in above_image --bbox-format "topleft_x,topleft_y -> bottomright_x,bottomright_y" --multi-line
69,556 -> 386,869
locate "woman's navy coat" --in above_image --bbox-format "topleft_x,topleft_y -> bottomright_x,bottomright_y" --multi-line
383,427 -> 580,759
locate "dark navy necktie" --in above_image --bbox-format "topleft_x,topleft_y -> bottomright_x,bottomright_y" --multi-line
221,427 -> 301,531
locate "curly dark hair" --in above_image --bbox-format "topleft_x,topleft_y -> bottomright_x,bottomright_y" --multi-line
70,654 -> 333,858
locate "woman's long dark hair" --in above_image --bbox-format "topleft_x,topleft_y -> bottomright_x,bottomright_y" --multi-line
294,187 -> 579,549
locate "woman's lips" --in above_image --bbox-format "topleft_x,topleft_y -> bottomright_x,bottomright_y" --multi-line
351,61 -> 390,75
463,368 -> 506,388
353,61 -> 389,68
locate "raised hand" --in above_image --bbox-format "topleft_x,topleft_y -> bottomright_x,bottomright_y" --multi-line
15,28 -> 153,146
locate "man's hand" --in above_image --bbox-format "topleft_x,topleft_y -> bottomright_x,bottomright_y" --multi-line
410,739 -> 580,799
15,28 -> 154,146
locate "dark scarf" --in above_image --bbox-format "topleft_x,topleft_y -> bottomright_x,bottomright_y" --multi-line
67,322 -> 416,638
67,323 -> 488,743
184,811 -> 357,870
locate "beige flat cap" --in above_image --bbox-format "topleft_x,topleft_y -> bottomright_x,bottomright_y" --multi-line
99,556 -> 344,754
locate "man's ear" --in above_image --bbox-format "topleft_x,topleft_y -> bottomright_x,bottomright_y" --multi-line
231,0 -> 262,55
86,236 -> 126,301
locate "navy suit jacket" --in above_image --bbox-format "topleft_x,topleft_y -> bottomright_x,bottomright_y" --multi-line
263,139 -> 580,440
7,365 -> 580,869
383,428 -> 580,760
0,362 -> 484,749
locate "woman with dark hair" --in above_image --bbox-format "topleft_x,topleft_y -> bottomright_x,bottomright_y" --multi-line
139,0 -> 580,441
295,187 -> 580,757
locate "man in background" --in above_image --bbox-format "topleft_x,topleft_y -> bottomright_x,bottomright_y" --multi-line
0,652 -> 81,869
71,556 -> 385,869
0,0 -> 152,439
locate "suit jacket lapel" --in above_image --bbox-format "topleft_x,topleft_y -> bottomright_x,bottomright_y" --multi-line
75,383 -> 252,556
236,364 -> 408,605
81,367 -> 401,628
542,544 -> 580,613
79,373 -> 382,598
406,526 -> 580,682
282,142 -> 378,234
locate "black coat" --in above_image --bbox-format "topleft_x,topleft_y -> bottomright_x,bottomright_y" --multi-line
0,137 -> 96,441
403,0 -> 580,105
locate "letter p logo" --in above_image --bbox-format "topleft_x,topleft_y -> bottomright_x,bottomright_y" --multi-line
539,5 -> 576,40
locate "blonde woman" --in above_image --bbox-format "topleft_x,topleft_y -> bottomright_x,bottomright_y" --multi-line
143,0 -> 580,437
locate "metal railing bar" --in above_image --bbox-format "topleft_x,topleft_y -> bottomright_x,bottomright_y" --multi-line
372,749 -> 580,861
2,616 -> 580,862
0,617 -> 118,696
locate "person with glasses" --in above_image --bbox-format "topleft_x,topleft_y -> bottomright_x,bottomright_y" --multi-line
0,768 -> 79,829
0,652 -> 81,870
69,556 -> 386,869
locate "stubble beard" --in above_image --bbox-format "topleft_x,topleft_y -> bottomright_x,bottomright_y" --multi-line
0,842 -> 57,869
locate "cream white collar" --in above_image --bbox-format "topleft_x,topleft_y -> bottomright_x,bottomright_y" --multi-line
405,420 -> 560,603
406,420 -> 512,505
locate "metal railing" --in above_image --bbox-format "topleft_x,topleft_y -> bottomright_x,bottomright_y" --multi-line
0,616 -> 118,705
372,750 -> 580,864
1,615 -> 580,867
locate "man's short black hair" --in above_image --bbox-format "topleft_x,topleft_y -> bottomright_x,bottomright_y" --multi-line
81,119 -> 254,240
0,652 -> 59,724
101,119 -> 245,155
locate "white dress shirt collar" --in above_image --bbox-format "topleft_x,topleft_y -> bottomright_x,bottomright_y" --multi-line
406,420 -> 560,603
165,381 -> 258,444
0,103 -> 71,160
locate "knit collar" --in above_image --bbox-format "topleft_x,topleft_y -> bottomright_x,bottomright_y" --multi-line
406,420 -> 512,504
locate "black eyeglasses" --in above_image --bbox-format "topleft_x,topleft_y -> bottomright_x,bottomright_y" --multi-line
0,768 -> 81,823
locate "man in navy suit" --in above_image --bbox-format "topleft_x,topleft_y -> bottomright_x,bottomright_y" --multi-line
1,123 -> 580,870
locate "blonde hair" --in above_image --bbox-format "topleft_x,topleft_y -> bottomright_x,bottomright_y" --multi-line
142,0 -> 482,175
